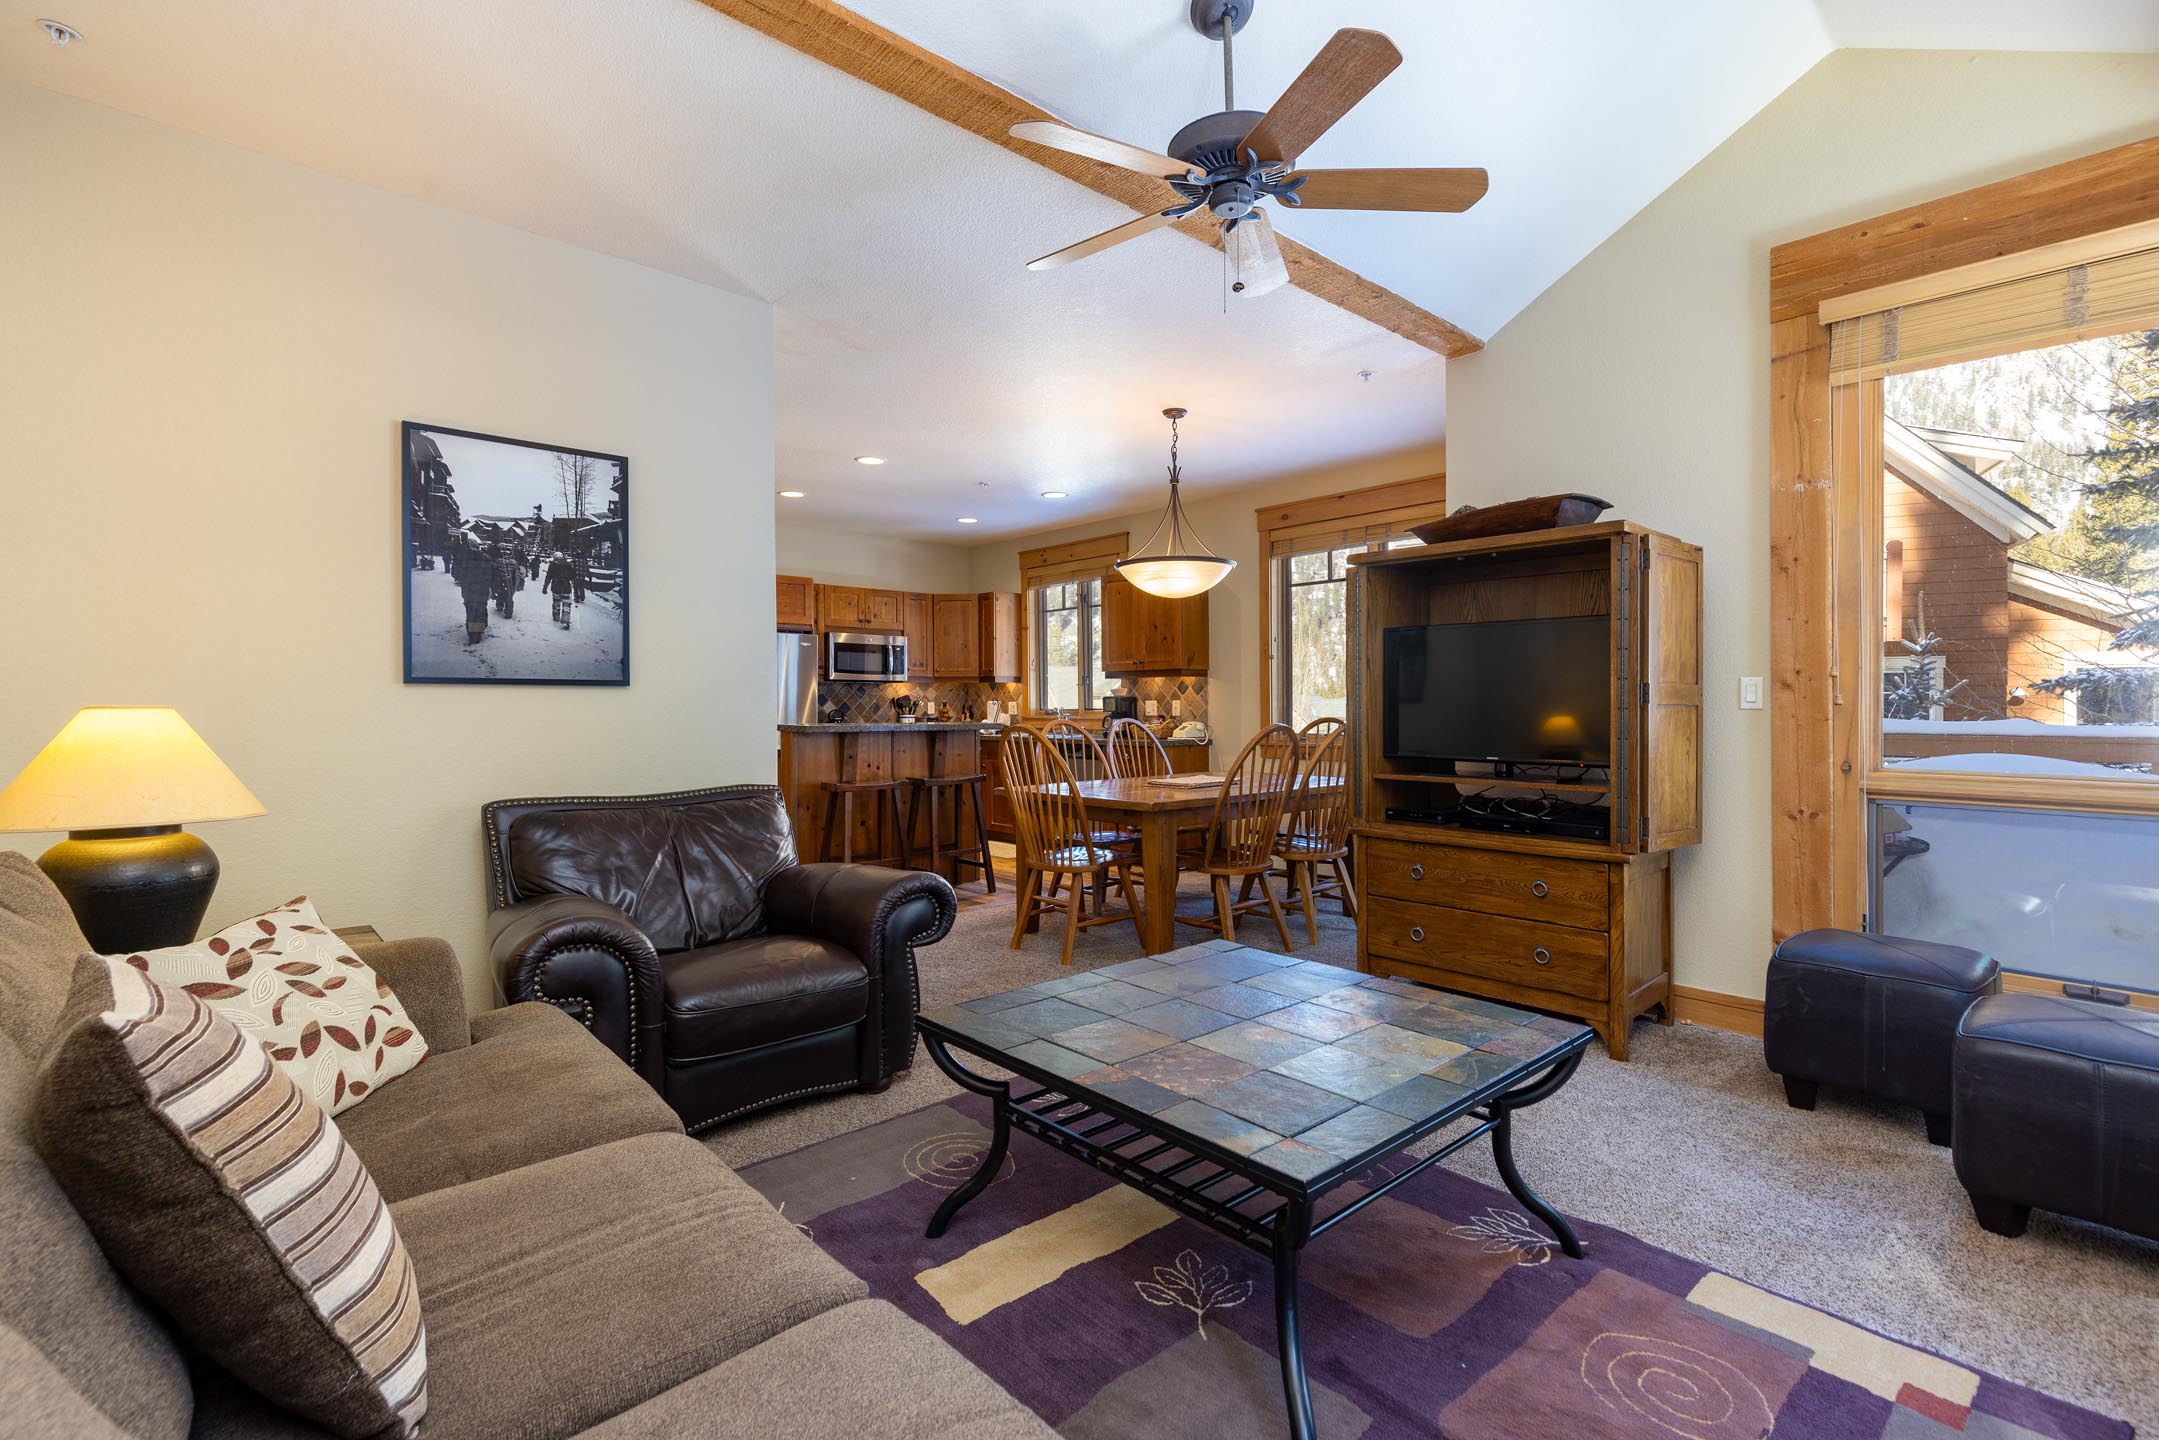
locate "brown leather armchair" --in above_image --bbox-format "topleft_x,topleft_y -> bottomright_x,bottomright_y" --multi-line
483,785 -> 956,1132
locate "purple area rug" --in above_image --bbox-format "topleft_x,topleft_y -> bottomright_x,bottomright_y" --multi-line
740,1093 -> 2131,1439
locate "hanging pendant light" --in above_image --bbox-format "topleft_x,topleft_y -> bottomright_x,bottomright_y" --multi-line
1116,408 -> 1236,599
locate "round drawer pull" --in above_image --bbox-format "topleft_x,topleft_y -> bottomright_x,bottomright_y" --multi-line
1533,947 -> 1551,965
1409,926 -> 1425,943
1530,880 -> 1550,898
1408,863 -> 1424,881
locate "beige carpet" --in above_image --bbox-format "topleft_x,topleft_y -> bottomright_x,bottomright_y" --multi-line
704,873 -> 2159,1432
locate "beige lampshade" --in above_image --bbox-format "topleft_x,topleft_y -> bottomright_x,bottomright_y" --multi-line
0,707 -> 265,833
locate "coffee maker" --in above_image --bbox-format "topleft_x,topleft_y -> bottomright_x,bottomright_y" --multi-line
1100,695 -> 1140,732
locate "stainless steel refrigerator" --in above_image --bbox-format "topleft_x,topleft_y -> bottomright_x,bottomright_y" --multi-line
777,632 -> 818,726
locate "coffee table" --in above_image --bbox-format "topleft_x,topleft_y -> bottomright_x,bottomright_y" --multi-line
914,940 -> 1591,1440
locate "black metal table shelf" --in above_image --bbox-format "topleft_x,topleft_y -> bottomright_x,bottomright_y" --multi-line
917,955 -> 1590,1440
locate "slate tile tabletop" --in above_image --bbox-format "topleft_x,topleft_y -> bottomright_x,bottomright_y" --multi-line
918,940 -> 1590,1192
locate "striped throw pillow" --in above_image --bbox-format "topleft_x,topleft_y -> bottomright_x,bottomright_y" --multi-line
34,956 -> 427,1439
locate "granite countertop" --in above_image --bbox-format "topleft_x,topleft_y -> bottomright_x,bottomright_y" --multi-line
778,722 -> 992,733
778,721 -> 1207,746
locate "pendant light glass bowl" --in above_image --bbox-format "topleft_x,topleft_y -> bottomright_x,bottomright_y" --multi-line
1116,408 -> 1236,598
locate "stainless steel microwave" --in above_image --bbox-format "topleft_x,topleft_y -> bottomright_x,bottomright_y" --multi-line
827,630 -> 907,681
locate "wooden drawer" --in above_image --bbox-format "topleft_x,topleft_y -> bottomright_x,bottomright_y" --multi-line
1365,896 -> 1610,1001
1361,838 -> 1609,931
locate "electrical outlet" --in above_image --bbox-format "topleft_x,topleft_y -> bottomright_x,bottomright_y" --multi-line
1143,700 -> 1159,718
1739,676 -> 1765,710
1171,699 -> 1183,719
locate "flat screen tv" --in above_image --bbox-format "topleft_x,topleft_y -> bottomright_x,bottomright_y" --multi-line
1383,618 -> 1611,765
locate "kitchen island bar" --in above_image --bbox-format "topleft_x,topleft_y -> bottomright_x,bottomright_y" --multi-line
778,723 -> 990,879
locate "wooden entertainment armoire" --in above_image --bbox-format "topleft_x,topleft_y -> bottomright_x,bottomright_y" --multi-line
1348,522 -> 1702,1059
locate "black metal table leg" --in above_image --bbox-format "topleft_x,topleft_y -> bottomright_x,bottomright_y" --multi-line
1274,1200 -> 1316,1440
920,1032 -> 1012,1239
1486,1050 -> 1585,1259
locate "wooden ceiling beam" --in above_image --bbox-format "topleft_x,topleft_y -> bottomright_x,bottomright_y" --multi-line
698,0 -> 1484,357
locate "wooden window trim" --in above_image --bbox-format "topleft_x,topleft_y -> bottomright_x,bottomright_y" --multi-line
1768,136 -> 2159,943
1018,531 -> 1128,589
1256,472 -> 1446,724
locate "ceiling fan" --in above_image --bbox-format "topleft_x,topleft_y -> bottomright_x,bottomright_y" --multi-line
1011,0 -> 1487,295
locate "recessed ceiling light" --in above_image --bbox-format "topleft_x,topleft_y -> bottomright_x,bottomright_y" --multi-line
854,455 -> 886,466
956,517 -> 979,525
777,490 -> 805,499
1040,490 -> 1068,500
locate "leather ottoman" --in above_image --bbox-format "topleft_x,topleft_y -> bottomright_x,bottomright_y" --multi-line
1764,928 -> 1999,1145
1953,992 -> 2159,1240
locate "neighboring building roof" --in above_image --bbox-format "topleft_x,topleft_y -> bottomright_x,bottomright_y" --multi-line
2007,560 -> 2139,627
1902,425 -> 2024,477
1883,416 -> 2052,544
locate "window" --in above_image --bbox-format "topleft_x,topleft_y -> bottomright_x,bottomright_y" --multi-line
1769,161 -> 2159,988
1256,474 -> 1448,727
1034,579 -> 1111,711
1275,541 -> 1414,730
1876,331 -> 2159,779
1874,800 -> 2159,994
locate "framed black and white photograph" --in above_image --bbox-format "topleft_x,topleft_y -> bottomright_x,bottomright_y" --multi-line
402,422 -> 629,686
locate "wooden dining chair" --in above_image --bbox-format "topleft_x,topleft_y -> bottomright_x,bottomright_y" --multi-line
1178,724 -> 1301,948
1277,720 -> 1356,944
1001,724 -> 1144,965
1043,718 -> 1138,910
1107,716 -> 1172,780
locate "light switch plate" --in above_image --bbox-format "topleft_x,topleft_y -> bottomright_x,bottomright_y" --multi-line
1171,699 -> 1183,718
1740,676 -> 1765,710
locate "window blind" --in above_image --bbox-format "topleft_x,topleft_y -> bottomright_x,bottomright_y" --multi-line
1018,532 -> 1128,589
1829,242 -> 2159,385
1267,517 -> 1419,558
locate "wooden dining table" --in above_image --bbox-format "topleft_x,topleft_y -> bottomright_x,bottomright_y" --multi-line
1020,774 -> 1342,955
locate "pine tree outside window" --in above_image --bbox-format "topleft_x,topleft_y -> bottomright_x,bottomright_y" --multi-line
1276,538 -> 1418,730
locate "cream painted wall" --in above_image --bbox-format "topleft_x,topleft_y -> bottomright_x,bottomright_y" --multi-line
967,445 -> 1448,750
776,524 -> 973,594
0,82 -> 776,1009
1445,50 -> 2159,1002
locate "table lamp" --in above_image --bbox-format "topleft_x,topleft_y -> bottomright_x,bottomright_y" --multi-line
0,707 -> 265,952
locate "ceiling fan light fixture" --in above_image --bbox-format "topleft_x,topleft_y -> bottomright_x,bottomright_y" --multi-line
1115,407 -> 1236,599
1225,212 -> 1288,296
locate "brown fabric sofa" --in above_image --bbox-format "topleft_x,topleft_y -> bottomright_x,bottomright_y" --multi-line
483,785 -> 957,1133
0,853 -> 1050,1440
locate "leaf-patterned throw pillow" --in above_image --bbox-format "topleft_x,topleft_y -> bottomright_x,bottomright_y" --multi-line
116,898 -> 428,1115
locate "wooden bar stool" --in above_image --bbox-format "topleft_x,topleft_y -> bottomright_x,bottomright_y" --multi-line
907,773 -> 996,893
820,779 -> 912,867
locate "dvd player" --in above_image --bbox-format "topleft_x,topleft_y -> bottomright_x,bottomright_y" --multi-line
1384,805 -> 1610,843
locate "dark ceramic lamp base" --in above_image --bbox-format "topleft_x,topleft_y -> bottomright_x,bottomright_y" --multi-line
38,826 -> 218,954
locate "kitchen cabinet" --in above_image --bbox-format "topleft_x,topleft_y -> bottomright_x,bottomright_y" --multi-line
931,594 -> 979,678
816,585 -> 862,631
816,584 -> 903,634
1100,573 -> 1208,675
776,574 -> 816,632
979,591 -> 1022,684
903,593 -> 934,680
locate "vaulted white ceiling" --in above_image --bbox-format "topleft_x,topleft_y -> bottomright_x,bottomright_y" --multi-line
2,0 -> 2154,540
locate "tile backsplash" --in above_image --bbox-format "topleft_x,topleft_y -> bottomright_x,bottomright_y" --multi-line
818,680 -> 1021,724
817,676 -> 1206,726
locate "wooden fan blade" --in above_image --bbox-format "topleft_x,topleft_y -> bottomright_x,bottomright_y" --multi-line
1292,167 -> 1489,213
1027,208 -> 1181,271
1239,28 -> 1402,166
1010,121 -> 1189,179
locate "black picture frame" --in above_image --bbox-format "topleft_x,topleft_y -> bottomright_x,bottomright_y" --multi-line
401,421 -> 630,686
